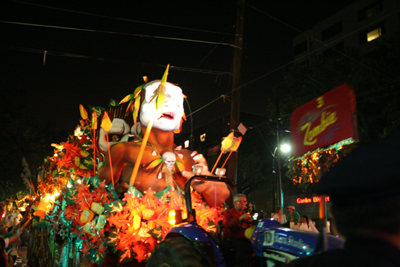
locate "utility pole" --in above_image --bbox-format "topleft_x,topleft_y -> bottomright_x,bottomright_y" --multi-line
228,0 -> 245,186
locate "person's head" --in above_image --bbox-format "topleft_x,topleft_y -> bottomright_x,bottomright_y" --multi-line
287,206 -> 295,215
140,80 -> 184,132
300,215 -> 308,224
276,207 -> 282,214
317,130 -> 400,239
248,202 -> 255,210
233,194 -> 247,212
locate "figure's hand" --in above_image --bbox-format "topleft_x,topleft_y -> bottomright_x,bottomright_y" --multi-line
190,151 -> 211,175
180,151 -> 211,192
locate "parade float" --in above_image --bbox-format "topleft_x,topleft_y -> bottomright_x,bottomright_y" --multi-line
28,66 -> 238,266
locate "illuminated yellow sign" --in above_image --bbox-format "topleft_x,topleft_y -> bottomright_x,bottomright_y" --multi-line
300,111 -> 337,146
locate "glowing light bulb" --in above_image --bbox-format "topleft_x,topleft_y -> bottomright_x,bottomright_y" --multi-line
169,210 -> 177,225
281,144 -> 291,153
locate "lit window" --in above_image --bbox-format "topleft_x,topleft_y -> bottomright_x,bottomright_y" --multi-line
200,133 -> 206,142
184,140 -> 189,148
367,27 -> 382,42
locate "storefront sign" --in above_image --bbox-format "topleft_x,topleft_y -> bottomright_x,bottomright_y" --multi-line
290,84 -> 358,157
296,196 -> 330,204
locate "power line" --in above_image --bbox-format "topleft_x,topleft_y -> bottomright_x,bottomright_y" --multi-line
161,65 -> 232,75
0,44 -> 235,77
0,20 -> 238,48
10,0 -> 235,36
0,43 -> 237,77
0,44 -> 106,61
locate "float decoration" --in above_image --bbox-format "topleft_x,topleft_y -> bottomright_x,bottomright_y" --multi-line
289,138 -> 356,192
211,132 -> 242,174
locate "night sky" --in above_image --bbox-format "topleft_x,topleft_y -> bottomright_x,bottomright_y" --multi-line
1,0 -> 356,136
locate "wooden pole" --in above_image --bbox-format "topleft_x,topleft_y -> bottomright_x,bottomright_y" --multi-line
106,132 -> 114,188
221,151 -> 233,169
129,119 -> 154,186
211,151 -> 224,174
93,128 -> 96,174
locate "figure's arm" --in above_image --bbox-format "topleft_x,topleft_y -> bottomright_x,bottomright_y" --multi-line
98,143 -> 127,186
195,180 -> 230,206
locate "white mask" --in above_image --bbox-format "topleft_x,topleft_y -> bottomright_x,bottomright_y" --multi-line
140,80 -> 184,132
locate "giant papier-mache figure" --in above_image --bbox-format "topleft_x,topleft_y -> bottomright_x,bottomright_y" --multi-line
27,67 -> 233,267
98,73 -> 230,207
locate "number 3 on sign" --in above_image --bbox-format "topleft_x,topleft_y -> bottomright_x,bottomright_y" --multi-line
316,96 -> 324,108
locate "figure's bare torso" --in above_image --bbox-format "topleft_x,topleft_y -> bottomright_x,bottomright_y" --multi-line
98,141 -> 194,196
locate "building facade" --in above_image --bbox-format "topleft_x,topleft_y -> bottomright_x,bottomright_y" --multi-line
293,0 -> 400,61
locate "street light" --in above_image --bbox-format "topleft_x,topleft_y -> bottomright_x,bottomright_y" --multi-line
280,144 -> 291,153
